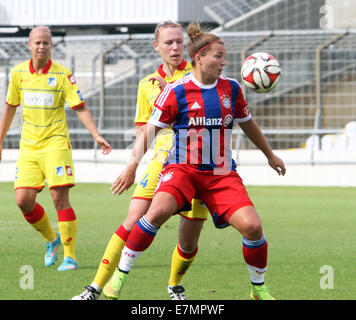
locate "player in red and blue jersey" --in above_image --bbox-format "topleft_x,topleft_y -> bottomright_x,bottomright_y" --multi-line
110,22 -> 286,300
153,72 -> 251,173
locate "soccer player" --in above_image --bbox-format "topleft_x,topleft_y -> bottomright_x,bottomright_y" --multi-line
72,21 -> 209,300
108,22 -> 286,300
0,26 -> 111,271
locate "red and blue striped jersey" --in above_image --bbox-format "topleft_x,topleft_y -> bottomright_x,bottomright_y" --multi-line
149,73 -> 252,171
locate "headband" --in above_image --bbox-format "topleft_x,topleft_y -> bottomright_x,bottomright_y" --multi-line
155,24 -> 182,41
191,38 -> 221,58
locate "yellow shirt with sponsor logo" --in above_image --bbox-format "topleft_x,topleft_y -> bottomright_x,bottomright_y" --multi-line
6,59 -> 85,151
134,60 -> 192,160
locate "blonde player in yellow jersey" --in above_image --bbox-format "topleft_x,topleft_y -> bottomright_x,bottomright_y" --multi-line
73,21 -> 209,300
0,26 -> 112,271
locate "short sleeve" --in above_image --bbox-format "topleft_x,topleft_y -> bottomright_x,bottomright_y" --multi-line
5,70 -> 20,107
63,71 -> 85,109
134,81 -> 151,125
234,83 -> 252,123
149,84 -> 178,128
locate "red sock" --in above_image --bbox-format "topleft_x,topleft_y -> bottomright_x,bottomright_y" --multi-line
125,224 -> 155,251
125,217 -> 159,252
242,239 -> 268,269
22,203 -> 45,224
115,225 -> 130,242
57,207 -> 76,221
177,244 -> 198,259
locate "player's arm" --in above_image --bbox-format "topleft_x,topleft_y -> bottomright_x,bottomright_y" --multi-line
64,71 -> 111,154
238,118 -> 286,176
111,123 -> 160,195
74,105 -> 111,155
111,83 -> 177,195
0,104 -> 17,161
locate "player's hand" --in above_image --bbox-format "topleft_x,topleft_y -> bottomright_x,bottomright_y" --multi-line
96,136 -> 112,155
268,153 -> 286,176
149,75 -> 167,90
111,164 -> 137,195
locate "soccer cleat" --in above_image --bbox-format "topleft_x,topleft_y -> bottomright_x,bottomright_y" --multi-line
250,284 -> 275,300
71,286 -> 101,300
44,232 -> 61,267
168,285 -> 187,300
57,256 -> 78,271
103,269 -> 128,300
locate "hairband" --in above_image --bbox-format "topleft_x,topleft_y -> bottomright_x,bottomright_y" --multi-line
191,38 -> 221,58
155,24 -> 182,40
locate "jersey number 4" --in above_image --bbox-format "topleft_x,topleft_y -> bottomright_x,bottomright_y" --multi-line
140,173 -> 149,189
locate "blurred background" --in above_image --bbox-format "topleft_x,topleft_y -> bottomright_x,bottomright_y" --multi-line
1,0 -> 355,186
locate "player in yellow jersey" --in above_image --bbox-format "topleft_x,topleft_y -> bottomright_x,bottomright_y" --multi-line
0,26 -> 111,271
73,21 -> 209,300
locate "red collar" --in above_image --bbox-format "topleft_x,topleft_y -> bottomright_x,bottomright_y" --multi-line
29,58 -> 52,74
157,59 -> 187,78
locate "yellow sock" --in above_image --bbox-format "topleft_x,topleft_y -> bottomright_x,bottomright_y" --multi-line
93,232 -> 126,289
22,203 -> 57,242
31,212 -> 57,242
168,245 -> 198,286
58,220 -> 77,259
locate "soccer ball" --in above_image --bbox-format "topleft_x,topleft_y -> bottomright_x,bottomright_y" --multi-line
241,52 -> 281,93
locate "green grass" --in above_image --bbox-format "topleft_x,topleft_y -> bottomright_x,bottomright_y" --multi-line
0,182 -> 355,300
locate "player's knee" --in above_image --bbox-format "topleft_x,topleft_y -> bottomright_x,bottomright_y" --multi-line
178,241 -> 197,253
244,221 -> 263,240
16,196 -> 35,213
122,218 -> 137,232
50,187 -> 70,211
146,208 -> 171,227
52,199 -> 69,211
51,193 -> 70,211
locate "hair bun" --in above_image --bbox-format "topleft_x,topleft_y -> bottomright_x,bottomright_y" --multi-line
187,22 -> 202,41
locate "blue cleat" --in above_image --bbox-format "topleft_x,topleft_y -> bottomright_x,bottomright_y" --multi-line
44,232 -> 61,267
58,256 -> 78,271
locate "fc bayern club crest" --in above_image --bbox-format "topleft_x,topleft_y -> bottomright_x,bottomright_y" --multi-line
221,94 -> 231,109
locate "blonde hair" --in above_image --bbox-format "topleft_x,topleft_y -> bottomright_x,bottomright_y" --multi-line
154,21 -> 183,43
29,25 -> 52,42
187,22 -> 223,65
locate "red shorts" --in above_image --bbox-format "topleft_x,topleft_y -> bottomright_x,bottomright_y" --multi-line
155,164 -> 254,228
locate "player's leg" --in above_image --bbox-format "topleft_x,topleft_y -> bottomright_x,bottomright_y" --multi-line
16,187 -> 58,243
15,151 -> 60,267
74,164 -> 160,300
41,149 -> 77,270
202,171 -> 273,300
99,163 -> 162,297
105,190 -> 181,300
228,206 -> 274,300
94,199 -> 151,292
49,186 -> 78,271
167,199 -> 207,300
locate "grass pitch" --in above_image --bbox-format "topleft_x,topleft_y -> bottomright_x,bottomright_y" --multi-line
0,182 -> 355,300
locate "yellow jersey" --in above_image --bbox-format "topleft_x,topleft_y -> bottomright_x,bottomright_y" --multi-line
134,60 -> 192,158
6,59 -> 85,151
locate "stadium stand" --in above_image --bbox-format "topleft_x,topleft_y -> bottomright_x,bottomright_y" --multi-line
1,0 -> 356,169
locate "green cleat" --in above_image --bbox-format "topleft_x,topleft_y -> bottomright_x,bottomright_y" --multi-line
103,269 -> 128,300
250,284 -> 275,300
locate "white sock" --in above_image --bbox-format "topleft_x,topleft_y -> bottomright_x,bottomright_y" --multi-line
118,246 -> 143,273
247,265 -> 267,285
90,283 -> 101,292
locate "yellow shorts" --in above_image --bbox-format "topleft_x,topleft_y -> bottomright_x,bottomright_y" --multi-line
15,148 -> 75,190
132,158 -> 209,221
